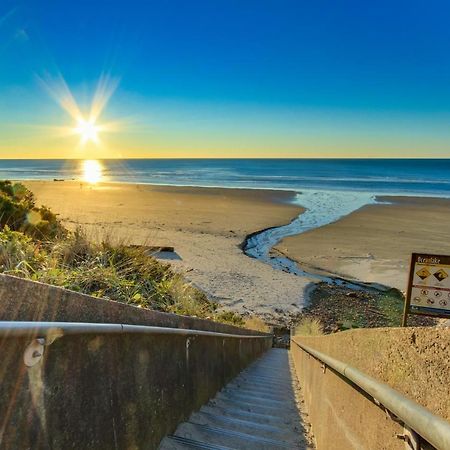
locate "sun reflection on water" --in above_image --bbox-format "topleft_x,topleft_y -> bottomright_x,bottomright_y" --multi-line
82,160 -> 103,183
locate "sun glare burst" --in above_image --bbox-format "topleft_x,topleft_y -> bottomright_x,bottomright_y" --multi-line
75,119 -> 100,144
37,72 -> 122,149
82,160 -> 103,183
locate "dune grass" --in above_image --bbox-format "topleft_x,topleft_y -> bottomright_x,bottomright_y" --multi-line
294,317 -> 324,336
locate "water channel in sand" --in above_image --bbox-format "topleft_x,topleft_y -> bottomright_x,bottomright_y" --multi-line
243,190 -> 390,292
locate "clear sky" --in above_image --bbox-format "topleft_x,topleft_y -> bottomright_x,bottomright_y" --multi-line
1,0 -> 450,158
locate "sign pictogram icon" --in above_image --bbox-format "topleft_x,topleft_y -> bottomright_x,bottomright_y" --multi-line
416,267 -> 431,280
433,269 -> 448,282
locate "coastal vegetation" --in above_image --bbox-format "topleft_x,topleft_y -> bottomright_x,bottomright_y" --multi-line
0,181 -> 248,327
294,317 -> 324,336
0,180 -> 65,239
298,283 -> 435,333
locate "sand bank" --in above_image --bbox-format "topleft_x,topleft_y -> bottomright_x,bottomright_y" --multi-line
24,181 -> 308,321
274,196 -> 450,291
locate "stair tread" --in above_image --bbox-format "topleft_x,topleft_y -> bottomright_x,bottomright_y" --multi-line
176,422 -> 293,449
200,405 -> 295,427
190,411 -> 301,442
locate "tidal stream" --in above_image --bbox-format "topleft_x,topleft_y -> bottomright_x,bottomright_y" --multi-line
243,190 -> 389,292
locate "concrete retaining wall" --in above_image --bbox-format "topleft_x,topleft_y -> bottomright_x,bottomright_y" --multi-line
0,274 -> 260,335
0,275 -> 272,449
292,328 -> 450,421
291,336 -> 405,450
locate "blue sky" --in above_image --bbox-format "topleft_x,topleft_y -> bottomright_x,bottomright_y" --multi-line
1,0 -> 450,158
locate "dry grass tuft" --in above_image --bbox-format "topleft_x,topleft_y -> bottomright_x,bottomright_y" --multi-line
244,316 -> 271,333
294,317 -> 324,336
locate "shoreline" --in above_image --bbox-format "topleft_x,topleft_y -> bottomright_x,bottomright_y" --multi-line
12,176 -> 450,201
19,177 -> 304,196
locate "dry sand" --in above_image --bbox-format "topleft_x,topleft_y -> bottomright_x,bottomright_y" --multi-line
275,196 -> 450,291
25,181 -> 309,321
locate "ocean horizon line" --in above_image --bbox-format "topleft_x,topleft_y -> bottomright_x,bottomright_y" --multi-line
0,157 -> 450,161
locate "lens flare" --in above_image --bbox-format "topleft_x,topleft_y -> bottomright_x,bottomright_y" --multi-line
82,160 -> 103,183
75,119 -> 100,144
37,72 -> 122,148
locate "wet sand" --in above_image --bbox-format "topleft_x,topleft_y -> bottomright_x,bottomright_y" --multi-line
274,196 -> 450,291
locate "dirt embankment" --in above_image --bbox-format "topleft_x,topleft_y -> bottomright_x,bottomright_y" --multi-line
295,327 -> 450,421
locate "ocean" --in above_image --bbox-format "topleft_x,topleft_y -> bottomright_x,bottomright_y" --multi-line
1,158 -> 450,198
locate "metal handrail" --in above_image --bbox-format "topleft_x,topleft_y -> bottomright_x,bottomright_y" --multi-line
292,338 -> 450,450
0,321 -> 271,339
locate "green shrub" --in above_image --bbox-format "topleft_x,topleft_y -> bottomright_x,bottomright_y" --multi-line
378,289 -> 405,326
0,181 -> 65,239
215,310 -> 245,327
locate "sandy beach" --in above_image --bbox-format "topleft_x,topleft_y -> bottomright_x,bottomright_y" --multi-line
24,181 -> 450,321
274,196 -> 450,291
24,181 -> 309,322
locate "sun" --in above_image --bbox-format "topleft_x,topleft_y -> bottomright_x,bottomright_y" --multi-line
75,118 -> 100,144
82,160 -> 103,183
37,73 -> 122,150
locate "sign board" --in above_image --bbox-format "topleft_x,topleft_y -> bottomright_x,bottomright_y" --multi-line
403,253 -> 450,325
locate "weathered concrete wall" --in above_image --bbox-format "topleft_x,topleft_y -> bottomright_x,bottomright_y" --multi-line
291,336 -> 405,450
293,328 -> 450,421
0,275 -> 272,449
0,274 -> 260,335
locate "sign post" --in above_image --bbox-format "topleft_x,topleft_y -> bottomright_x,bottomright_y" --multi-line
403,253 -> 450,326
